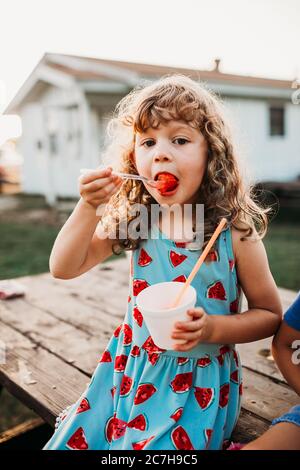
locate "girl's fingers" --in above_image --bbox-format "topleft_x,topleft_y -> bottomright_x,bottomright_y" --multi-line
79,167 -> 112,184
82,177 -> 117,194
174,311 -> 205,331
187,308 -> 205,318
173,319 -> 202,332
82,181 -> 122,206
86,182 -> 121,200
172,330 -> 201,341
174,340 -> 199,351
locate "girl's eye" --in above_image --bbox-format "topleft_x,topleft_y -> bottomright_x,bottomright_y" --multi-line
142,138 -> 189,147
142,140 -> 155,147
174,138 -> 189,145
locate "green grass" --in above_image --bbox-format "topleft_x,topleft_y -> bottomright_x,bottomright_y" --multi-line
0,388 -> 38,433
0,222 -> 60,279
0,220 -> 125,280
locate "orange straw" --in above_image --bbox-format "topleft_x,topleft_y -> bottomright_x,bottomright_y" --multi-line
170,218 -> 228,309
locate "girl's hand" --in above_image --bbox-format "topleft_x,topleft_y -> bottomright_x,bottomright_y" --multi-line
78,166 -> 123,211
171,308 -> 214,351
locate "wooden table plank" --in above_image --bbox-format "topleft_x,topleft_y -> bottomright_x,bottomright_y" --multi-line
0,321 -> 89,427
5,261 -> 128,337
0,299 -> 108,376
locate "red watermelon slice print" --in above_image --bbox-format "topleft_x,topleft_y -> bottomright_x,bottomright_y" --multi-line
219,345 -> 231,355
130,345 -> 141,357
232,349 -> 239,368
194,387 -> 214,410
177,357 -> 189,366
217,354 -> 224,366
170,407 -> 183,422
219,383 -> 230,408
113,324 -> 122,338
174,241 -> 187,248
196,356 -> 212,368
170,372 -> 193,393
132,435 -> 155,450
204,429 -> 213,448
147,352 -> 161,366
76,398 -> 90,414
206,281 -> 227,301
120,374 -> 134,397
127,414 -> 148,431
123,324 -> 132,346
138,248 -> 152,267
230,299 -> 239,313
133,306 -> 143,327
206,249 -> 219,262
99,350 -> 112,363
142,337 -> 165,365
133,279 -> 149,297
171,426 -> 194,450
172,275 -> 187,283
169,250 -> 187,267
230,370 -> 239,384
66,427 -> 88,450
105,413 -> 127,443
114,354 -> 128,372
134,383 -> 157,405
142,336 -> 166,354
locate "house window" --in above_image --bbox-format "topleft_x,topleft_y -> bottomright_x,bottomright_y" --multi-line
49,133 -> 58,155
66,105 -> 81,158
269,106 -> 285,136
36,140 -> 43,150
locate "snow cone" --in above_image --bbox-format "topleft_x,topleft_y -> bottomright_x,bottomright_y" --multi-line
136,281 -> 197,349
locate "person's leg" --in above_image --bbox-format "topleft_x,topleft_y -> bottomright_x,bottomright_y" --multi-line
241,421 -> 300,450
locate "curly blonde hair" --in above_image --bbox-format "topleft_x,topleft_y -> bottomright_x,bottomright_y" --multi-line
100,74 -> 272,255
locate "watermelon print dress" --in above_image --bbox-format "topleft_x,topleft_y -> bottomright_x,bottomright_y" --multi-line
43,223 -> 243,451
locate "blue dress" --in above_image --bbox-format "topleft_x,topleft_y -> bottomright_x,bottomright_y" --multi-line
43,224 -> 243,450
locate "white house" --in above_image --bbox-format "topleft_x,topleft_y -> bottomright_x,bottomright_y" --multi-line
4,53 -> 300,205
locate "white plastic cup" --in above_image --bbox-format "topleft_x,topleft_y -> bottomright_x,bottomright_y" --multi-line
136,281 -> 197,350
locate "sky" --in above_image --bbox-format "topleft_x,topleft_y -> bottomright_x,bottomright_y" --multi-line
0,0 -> 300,141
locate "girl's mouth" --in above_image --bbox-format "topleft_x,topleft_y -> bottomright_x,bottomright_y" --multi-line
154,172 -> 179,196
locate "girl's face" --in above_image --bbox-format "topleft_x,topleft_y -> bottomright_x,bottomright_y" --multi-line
134,120 -> 208,206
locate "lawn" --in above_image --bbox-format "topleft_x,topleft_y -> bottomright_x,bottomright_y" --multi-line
264,222 -> 300,291
0,216 -> 299,289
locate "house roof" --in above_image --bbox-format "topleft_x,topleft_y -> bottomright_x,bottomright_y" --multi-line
5,52 -> 294,114
46,53 -> 293,90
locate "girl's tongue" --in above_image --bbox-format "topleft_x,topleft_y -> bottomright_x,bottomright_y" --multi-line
156,172 -> 179,195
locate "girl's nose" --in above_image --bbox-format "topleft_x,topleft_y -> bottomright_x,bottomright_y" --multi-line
154,152 -> 172,163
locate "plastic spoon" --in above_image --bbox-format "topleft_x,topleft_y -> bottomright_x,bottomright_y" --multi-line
79,168 -> 162,189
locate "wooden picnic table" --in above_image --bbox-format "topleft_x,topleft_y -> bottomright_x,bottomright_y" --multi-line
0,256 -> 299,446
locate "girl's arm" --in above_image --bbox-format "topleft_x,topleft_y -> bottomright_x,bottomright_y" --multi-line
205,227 -> 282,344
49,198 -> 115,279
272,321 -> 300,396
172,227 -> 282,350
50,167 -> 122,279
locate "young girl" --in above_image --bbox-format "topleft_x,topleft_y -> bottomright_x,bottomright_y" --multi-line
43,74 -> 282,450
